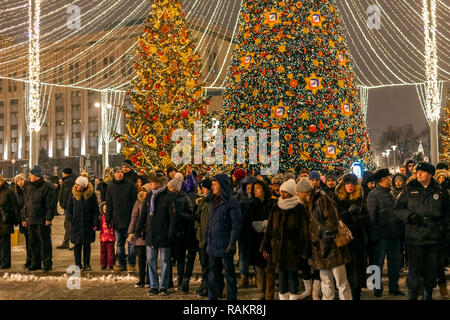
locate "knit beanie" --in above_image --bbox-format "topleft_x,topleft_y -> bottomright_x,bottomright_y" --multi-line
280,179 -> 296,196
167,172 -> 183,192
233,168 -> 247,181
309,171 -> 321,181
30,165 -> 43,178
271,173 -> 285,185
75,176 -> 89,188
63,167 -> 73,175
296,178 -> 314,193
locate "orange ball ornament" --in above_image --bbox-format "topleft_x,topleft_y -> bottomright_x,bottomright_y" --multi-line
289,79 -> 298,88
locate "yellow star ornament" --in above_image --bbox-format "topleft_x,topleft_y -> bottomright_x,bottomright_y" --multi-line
241,52 -> 255,69
307,11 -> 325,28
264,9 -> 282,28
271,102 -> 290,119
321,141 -> 341,159
341,100 -> 353,117
305,73 -> 324,94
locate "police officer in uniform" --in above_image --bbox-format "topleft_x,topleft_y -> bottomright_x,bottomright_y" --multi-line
393,162 -> 449,300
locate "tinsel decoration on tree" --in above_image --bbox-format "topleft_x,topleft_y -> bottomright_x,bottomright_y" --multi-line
439,91 -> 449,164
115,0 -> 212,172
221,0 -> 376,173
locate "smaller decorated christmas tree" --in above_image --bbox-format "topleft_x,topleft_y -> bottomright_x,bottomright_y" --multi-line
439,91 -> 449,164
116,0 -> 212,172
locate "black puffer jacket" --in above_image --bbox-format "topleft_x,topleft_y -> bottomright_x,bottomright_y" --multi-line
0,183 -> 19,235
367,185 -> 403,241
105,178 -> 138,231
394,178 -> 449,246
173,191 -> 194,240
58,174 -> 76,210
124,170 -> 139,186
135,187 -> 177,248
21,178 -> 56,225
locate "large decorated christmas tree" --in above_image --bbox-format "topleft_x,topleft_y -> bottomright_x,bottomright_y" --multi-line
221,0 -> 375,173
116,0 -> 212,171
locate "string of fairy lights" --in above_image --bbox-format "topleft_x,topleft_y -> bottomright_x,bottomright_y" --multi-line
0,0 -> 448,164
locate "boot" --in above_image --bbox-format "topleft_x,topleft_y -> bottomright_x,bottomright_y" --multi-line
289,293 -> 298,300
422,288 -> 432,301
312,280 -> 322,300
278,292 -> 289,300
439,284 -> 449,299
238,275 -> 249,288
298,280 -> 312,300
56,241 -> 69,249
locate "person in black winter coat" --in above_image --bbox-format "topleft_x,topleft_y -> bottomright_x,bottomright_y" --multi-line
235,176 -> 258,288
21,166 -> 56,272
122,160 -> 139,186
135,170 -> 176,295
247,180 -> 276,299
57,167 -> 76,249
362,171 -> 375,199
0,175 -> 19,269
206,174 -> 242,300
367,169 -> 404,297
66,176 -> 100,271
106,167 -> 138,271
404,159 -> 417,179
167,173 -> 195,293
14,174 -> 32,269
393,162 -> 449,300
334,173 -> 370,301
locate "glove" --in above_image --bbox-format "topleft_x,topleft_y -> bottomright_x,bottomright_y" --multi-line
348,204 -> 360,215
225,242 -> 236,256
408,214 -> 424,226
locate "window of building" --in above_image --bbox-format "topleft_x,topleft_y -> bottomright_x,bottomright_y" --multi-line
109,56 -> 114,78
69,63 -> 74,84
58,66 -> 63,83
86,61 -> 91,81
13,73 -> 17,92
103,58 -> 108,79
75,62 -> 79,83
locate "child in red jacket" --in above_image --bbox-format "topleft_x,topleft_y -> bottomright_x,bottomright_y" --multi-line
97,202 -> 116,270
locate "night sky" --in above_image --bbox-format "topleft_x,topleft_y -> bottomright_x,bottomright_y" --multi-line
0,0 -> 448,150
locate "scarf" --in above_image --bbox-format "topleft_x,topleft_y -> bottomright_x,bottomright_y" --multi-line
278,195 -> 301,210
149,186 -> 166,216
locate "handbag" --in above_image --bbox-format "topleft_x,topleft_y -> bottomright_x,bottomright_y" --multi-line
310,201 -> 353,248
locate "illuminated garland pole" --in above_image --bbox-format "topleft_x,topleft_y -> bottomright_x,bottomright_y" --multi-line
28,0 -> 41,168
423,0 -> 441,165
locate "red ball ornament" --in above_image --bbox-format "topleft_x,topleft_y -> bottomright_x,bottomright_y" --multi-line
160,151 -> 166,157
180,109 -> 189,118
152,115 -> 158,122
308,125 -> 317,133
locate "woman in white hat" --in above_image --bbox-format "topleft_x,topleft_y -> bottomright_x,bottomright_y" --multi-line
66,176 -> 100,271
260,179 -> 310,300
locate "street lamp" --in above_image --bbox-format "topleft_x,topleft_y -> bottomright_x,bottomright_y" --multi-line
391,145 -> 398,173
11,159 -> 16,177
381,152 -> 387,167
385,149 -> 391,171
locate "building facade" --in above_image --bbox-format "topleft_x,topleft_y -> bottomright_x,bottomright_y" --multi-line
0,16 -> 231,175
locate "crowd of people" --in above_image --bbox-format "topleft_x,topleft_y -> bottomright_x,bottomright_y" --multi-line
0,158 -> 448,300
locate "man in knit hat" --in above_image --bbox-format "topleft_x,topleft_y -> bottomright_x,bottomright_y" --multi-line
323,172 -> 338,198
309,171 -> 321,189
122,159 -> 138,186
22,166 -> 56,272
296,178 -> 352,300
271,174 -> 284,199
106,167 -> 138,272
57,166 -> 76,250
136,170 -> 176,296
394,162 -> 449,300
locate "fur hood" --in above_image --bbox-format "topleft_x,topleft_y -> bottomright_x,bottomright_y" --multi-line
72,183 -> 94,201
103,174 -> 113,185
335,181 -> 363,201
435,169 -> 449,180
